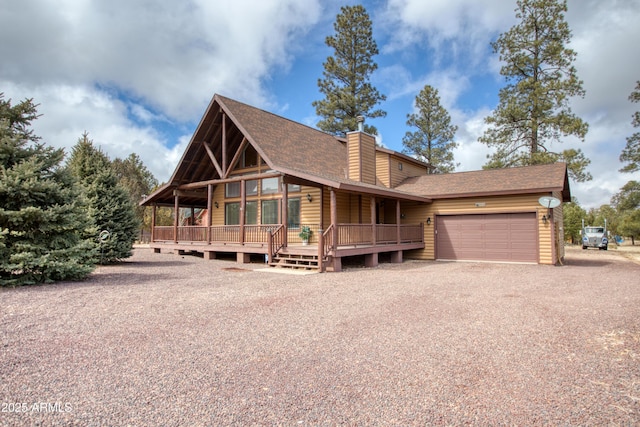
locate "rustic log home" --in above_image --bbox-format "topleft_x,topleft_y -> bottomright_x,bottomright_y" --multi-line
141,94 -> 570,271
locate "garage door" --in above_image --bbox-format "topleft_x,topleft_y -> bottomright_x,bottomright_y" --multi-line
436,213 -> 538,263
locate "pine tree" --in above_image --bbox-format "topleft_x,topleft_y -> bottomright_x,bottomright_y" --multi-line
612,181 -> 640,245
402,85 -> 458,174
67,133 -> 139,263
86,170 -> 140,262
479,0 -> 591,182
312,5 -> 386,136
0,95 -> 96,286
620,81 -> 640,173
562,198 -> 586,244
112,153 -> 158,235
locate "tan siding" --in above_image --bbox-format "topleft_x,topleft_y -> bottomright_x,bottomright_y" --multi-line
298,186 -> 321,227
347,133 -> 361,182
360,134 -> 376,185
375,152 -> 391,187
322,188 -> 331,229
390,156 -> 428,188
347,132 -> 376,184
211,185 -> 225,226
335,190 -> 352,223
404,193 -> 556,264
554,191 -> 565,261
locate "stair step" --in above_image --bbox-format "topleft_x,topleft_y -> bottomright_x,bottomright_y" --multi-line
270,253 -> 320,270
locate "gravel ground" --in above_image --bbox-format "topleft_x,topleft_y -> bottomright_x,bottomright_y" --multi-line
1,246 -> 639,426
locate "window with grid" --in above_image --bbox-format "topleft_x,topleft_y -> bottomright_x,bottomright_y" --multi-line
261,200 -> 279,224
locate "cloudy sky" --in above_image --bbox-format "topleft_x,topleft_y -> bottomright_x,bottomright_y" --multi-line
1,0 -> 638,208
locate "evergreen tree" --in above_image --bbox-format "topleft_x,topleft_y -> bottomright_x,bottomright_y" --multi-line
611,181 -> 640,245
312,5 -> 386,136
67,133 -> 139,263
562,198 -> 586,244
86,170 -> 140,262
112,153 -> 158,235
0,95 -> 95,285
402,85 -> 458,174
479,0 -> 591,182
620,81 -> 640,173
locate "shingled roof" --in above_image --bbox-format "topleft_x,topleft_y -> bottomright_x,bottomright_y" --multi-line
394,162 -> 571,201
142,94 -> 430,206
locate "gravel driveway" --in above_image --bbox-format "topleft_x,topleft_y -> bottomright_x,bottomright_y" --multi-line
2,246 -> 639,426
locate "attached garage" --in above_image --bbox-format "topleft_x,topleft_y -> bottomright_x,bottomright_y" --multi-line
436,213 -> 538,263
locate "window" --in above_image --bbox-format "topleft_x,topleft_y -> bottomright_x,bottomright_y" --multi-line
245,179 -> 258,196
261,177 -> 279,195
225,201 -> 257,224
245,201 -> 257,224
398,162 -> 403,171
225,202 -> 240,225
261,200 -> 279,224
242,145 -> 258,168
287,198 -> 300,228
225,182 -> 240,198
287,183 -> 301,193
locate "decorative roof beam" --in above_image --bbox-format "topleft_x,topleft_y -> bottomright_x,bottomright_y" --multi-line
178,171 -> 282,190
202,140 -> 223,177
224,137 -> 248,179
172,189 -> 208,199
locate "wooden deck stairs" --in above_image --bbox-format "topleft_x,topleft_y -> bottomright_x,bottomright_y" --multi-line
269,246 -> 323,271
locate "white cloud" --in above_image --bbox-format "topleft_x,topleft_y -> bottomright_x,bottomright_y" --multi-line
1,0 -> 638,212
1,81 -> 183,183
381,0 -> 513,66
380,0 -> 640,208
0,0 -> 322,182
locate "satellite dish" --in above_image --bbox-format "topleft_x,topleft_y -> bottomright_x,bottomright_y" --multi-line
538,196 -> 561,209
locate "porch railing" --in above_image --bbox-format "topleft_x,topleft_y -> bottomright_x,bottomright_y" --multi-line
267,225 -> 285,264
152,223 -> 424,247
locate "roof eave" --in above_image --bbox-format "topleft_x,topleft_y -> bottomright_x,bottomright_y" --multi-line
276,166 -> 431,202
427,186 -> 567,200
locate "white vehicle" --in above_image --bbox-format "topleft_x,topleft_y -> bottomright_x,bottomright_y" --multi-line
581,219 -> 608,250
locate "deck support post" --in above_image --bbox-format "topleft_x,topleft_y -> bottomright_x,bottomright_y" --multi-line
396,199 -> 401,244
207,184 -> 213,243
330,188 -> 338,249
240,178 -> 245,245
317,231 -> 324,272
370,196 -> 376,246
390,250 -> 403,263
237,252 -> 250,263
151,204 -> 156,243
173,193 -> 179,243
204,251 -> 216,260
282,181 -> 288,247
365,253 -> 378,268
332,256 -> 342,272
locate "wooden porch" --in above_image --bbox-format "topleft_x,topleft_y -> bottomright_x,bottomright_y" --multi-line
150,223 -> 425,272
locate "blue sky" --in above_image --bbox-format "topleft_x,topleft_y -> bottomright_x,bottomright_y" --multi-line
1,0 -> 639,209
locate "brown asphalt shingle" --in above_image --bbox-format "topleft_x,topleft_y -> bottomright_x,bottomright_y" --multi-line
395,162 -> 570,201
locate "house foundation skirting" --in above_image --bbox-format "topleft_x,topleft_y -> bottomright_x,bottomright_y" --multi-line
148,242 -> 423,271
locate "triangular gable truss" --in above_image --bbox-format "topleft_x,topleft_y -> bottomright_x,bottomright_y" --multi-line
142,94 -> 432,207
143,96 -> 269,206
171,97 -> 260,185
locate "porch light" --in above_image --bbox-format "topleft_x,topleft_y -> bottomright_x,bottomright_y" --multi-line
214,201 -> 219,208
426,217 -> 431,225
306,193 -> 313,202
542,214 -> 547,224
